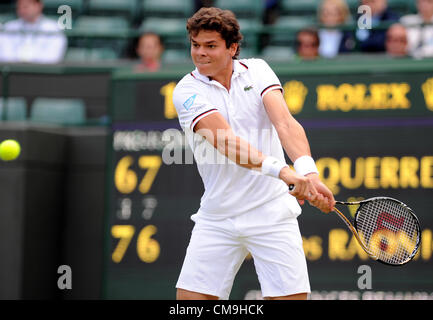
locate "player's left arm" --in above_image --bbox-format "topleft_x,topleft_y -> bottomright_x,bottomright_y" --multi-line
263,89 -> 335,212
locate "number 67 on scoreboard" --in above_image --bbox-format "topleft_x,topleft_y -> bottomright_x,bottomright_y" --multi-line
114,155 -> 162,194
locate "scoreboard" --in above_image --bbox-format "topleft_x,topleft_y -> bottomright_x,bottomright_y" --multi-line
103,61 -> 433,300
105,121 -> 201,299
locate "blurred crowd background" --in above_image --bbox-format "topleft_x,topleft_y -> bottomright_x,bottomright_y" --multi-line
0,0 -> 432,72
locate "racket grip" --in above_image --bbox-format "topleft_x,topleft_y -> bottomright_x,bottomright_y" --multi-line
289,184 -> 295,192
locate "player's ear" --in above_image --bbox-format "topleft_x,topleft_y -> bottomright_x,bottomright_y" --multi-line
229,43 -> 238,58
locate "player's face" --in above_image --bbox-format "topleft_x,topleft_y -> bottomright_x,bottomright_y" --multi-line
190,30 -> 237,79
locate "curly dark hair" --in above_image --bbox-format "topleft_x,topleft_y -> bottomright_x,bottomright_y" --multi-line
186,7 -> 243,59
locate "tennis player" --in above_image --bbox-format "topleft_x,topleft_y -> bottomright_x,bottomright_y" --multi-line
173,7 -> 335,300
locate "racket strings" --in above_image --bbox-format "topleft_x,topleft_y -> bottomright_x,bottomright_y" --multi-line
356,200 -> 419,265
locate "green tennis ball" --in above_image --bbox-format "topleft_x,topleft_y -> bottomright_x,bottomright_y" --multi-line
0,139 -> 21,161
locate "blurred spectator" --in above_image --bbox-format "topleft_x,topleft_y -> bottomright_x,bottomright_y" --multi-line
355,0 -> 400,52
264,0 -> 281,25
260,0 -> 282,51
385,23 -> 409,57
134,32 -> 164,73
295,28 -> 320,60
400,0 -> 433,58
317,0 -> 356,58
0,0 -> 67,64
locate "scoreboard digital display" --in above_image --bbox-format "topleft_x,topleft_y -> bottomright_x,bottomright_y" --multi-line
103,64 -> 433,300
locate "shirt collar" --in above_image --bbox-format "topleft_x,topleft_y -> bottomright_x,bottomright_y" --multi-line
19,15 -> 44,29
233,59 -> 249,77
191,59 -> 248,86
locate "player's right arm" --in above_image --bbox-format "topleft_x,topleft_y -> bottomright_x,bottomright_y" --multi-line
192,110 -> 316,202
173,79 -> 313,201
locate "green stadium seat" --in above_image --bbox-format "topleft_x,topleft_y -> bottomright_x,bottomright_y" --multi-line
281,0 -> 321,16
64,48 -> 89,61
162,48 -> 190,64
260,45 -> 295,62
0,97 -> 27,121
237,19 -> 262,53
0,13 -> 16,24
347,0 -> 411,15
139,17 -> 189,50
268,16 -> 316,46
214,0 -> 263,19
407,0 -> 419,14
70,16 -> 130,54
274,16 -> 316,29
73,16 -> 130,36
238,48 -> 256,59
346,0 -> 359,11
42,0 -> 84,15
142,0 -> 193,18
0,3 -> 14,15
30,98 -> 86,125
238,19 -> 262,34
390,0 -> 413,15
65,47 -> 119,61
87,48 -> 119,60
87,0 -> 138,19
140,17 -> 187,34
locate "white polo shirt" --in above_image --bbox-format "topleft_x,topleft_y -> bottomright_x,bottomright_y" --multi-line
0,16 -> 67,64
173,58 -> 301,219
400,14 -> 433,58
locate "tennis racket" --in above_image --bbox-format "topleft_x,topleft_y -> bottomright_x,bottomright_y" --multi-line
289,186 -> 421,266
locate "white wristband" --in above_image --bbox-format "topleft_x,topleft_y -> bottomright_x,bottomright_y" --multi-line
261,156 -> 288,178
294,155 -> 319,176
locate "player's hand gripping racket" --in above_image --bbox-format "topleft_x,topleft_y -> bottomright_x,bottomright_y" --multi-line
289,185 -> 421,266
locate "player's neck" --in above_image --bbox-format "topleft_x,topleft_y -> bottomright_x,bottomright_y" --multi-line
208,61 -> 233,91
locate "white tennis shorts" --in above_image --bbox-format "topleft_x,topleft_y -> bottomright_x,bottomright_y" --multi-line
176,194 -> 311,300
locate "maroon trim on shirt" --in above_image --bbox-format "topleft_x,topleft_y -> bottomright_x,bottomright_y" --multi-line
239,61 -> 248,69
191,108 -> 218,130
261,84 -> 282,97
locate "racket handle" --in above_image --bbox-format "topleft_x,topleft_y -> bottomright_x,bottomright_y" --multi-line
289,184 -> 295,192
